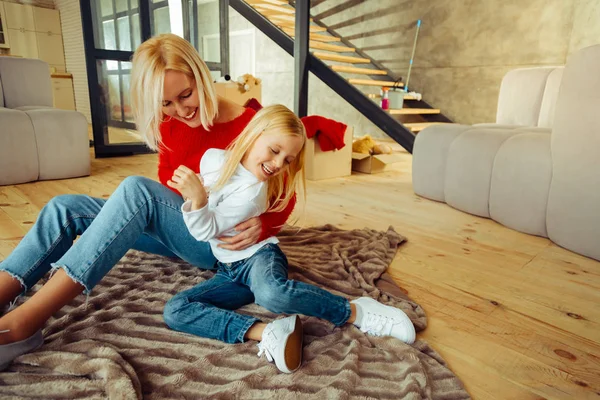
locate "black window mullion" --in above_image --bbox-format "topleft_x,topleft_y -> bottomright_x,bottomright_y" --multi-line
118,62 -> 125,122
111,0 -> 121,52
139,0 -> 151,41
128,0 -> 135,50
191,0 -> 198,49
182,0 -> 190,42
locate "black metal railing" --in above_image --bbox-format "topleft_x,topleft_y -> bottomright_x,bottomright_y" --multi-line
229,0 -> 416,153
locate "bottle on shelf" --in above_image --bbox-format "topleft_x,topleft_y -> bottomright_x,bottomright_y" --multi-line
381,87 -> 389,110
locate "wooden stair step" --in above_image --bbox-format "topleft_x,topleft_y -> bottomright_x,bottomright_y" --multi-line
310,41 -> 354,52
313,52 -> 369,63
282,28 -> 341,42
348,79 -> 403,87
269,14 -> 313,22
389,108 -> 440,115
253,3 -> 295,13
404,122 -> 448,132
246,0 -> 288,6
275,22 -> 326,32
258,9 -> 289,17
368,93 -> 418,100
331,65 -> 387,75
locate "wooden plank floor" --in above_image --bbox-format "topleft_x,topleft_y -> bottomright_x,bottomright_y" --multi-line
1,147 -> 599,399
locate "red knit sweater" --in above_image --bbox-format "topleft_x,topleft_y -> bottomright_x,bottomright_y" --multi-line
158,107 -> 296,240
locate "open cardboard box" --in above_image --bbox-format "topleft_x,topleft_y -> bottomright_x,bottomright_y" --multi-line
351,152 -> 403,174
305,127 -> 353,181
214,81 -> 261,106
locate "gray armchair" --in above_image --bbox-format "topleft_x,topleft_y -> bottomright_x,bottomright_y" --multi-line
0,57 -> 90,185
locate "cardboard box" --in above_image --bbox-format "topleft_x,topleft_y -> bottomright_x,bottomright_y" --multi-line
351,152 -> 403,174
305,127 -> 353,181
214,81 -> 261,106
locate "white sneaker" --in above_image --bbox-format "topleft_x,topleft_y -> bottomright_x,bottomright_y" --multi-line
257,315 -> 303,373
351,297 -> 416,344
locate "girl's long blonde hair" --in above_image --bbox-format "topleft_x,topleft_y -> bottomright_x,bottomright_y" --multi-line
130,33 -> 218,151
213,105 -> 307,213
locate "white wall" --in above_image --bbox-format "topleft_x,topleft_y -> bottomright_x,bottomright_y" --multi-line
54,0 -> 91,122
228,7 -> 384,139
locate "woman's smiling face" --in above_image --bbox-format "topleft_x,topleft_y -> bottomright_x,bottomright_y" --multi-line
162,70 -> 201,127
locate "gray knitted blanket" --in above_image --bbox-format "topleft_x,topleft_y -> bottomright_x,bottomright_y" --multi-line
0,225 -> 469,399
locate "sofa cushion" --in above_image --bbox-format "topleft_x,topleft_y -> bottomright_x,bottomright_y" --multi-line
0,57 -> 53,109
23,109 -> 90,180
15,106 -> 54,111
0,108 -> 39,185
495,67 -> 555,127
546,45 -> 600,261
537,67 -> 564,129
444,128 -> 520,218
489,131 -> 552,237
412,124 -> 474,202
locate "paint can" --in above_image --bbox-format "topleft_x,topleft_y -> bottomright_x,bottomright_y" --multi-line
388,89 -> 405,109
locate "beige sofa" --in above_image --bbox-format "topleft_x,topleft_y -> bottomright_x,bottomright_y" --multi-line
412,44 -> 600,261
0,57 -> 90,186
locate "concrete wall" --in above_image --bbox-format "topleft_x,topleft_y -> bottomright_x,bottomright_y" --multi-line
229,0 -> 600,138
312,0 -> 600,127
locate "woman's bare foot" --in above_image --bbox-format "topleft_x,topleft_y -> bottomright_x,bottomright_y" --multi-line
0,313 -> 30,345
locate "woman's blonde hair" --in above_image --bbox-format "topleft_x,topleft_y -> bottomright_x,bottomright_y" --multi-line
130,33 -> 218,151
213,105 -> 307,213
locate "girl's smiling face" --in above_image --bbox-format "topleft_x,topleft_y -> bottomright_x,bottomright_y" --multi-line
242,132 -> 304,181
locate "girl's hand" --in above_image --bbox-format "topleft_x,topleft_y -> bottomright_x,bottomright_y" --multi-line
218,216 -> 262,250
167,165 -> 208,210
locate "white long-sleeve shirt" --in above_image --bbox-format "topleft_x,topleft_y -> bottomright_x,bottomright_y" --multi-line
181,148 -> 279,263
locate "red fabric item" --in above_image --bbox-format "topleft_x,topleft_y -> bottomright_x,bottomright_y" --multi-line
244,97 -> 263,112
301,115 -> 347,152
158,107 -> 296,241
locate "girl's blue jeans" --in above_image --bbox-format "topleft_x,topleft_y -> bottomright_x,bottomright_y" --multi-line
0,176 -> 217,295
163,243 -> 352,344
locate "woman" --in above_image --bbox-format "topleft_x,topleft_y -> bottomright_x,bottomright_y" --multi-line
0,34 -> 295,369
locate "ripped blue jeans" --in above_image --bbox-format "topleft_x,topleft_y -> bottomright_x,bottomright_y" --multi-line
163,244 -> 352,344
0,176 -> 216,297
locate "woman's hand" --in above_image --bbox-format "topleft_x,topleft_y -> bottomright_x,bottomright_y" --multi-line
167,165 -> 208,210
218,216 -> 262,250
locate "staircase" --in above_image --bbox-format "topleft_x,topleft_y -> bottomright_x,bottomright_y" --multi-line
232,0 -> 453,153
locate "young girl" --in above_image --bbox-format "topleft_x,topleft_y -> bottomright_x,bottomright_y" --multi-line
164,105 -> 416,374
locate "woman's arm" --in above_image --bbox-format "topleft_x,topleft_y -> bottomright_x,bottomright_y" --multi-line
259,194 -> 296,240
169,151 -> 263,243
183,200 -> 261,242
218,192 -> 296,250
157,124 -> 181,195
158,151 -> 176,188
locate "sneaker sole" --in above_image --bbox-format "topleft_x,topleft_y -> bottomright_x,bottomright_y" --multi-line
283,315 -> 303,372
